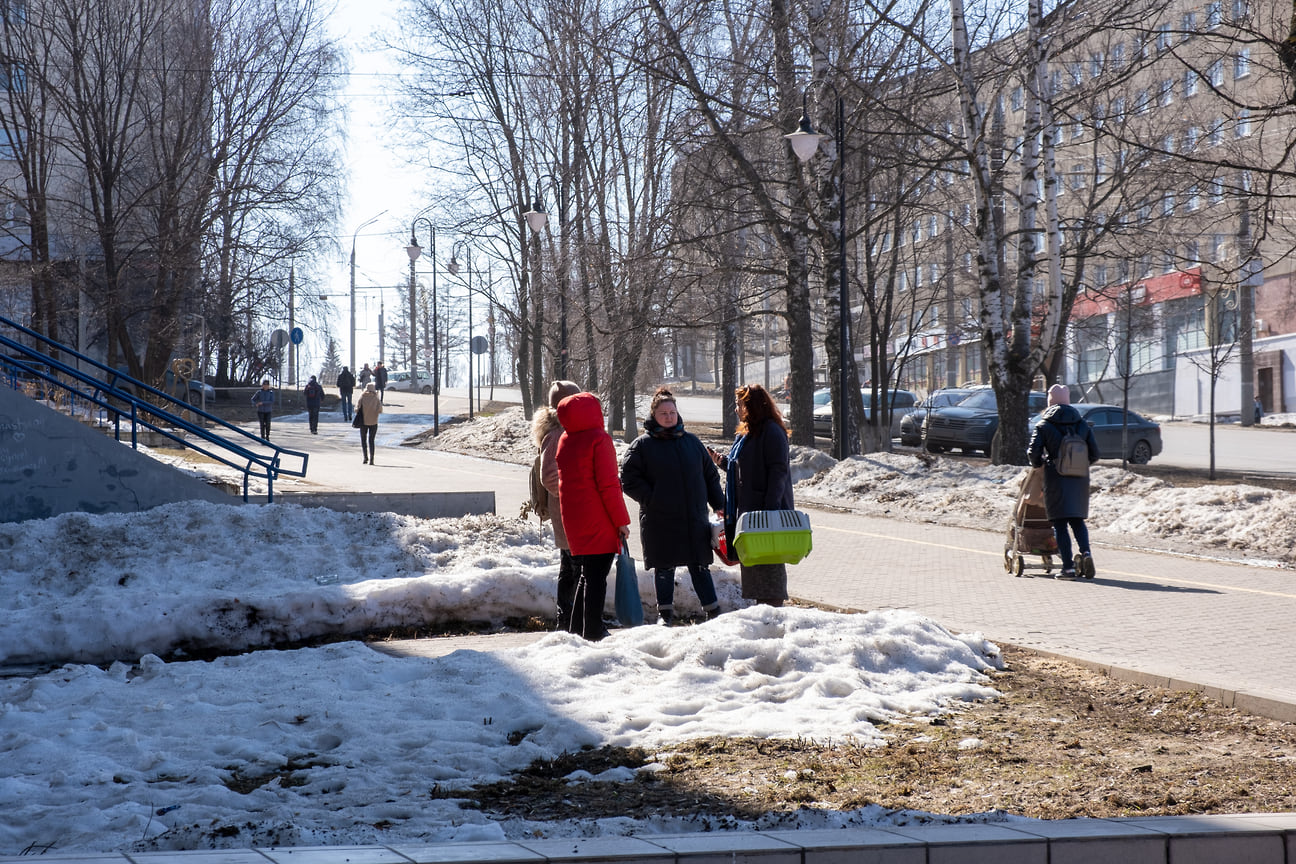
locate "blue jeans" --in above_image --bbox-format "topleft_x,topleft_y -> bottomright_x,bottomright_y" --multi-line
1051,518 -> 1090,567
655,565 -> 718,612
340,393 -> 353,420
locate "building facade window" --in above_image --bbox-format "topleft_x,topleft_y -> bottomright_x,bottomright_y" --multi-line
1235,49 -> 1251,79
1156,23 -> 1172,51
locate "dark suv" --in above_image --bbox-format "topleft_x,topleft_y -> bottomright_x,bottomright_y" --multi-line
899,387 -> 978,447
924,388 -> 1048,455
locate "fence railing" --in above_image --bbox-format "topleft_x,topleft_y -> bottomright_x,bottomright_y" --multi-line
0,314 -> 308,502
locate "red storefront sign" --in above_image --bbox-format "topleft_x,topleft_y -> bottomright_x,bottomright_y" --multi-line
1071,267 -> 1203,319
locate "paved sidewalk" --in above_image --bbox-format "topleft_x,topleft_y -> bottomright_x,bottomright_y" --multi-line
258,398 -> 1296,721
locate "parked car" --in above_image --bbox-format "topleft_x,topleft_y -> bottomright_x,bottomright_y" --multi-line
184,379 -> 216,405
387,369 -> 436,395
789,387 -> 831,434
812,388 -> 918,439
925,388 -> 1048,455
1031,403 -> 1163,464
899,387 -> 980,447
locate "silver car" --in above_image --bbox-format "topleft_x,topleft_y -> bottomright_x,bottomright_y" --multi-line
813,389 -> 917,439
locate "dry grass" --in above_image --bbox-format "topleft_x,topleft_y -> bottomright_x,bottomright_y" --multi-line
455,646 -> 1296,823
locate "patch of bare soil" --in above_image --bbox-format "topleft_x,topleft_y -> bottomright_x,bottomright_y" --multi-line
456,646 -> 1296,823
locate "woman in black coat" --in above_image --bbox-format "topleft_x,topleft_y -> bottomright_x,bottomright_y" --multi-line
711,384 -> 794,606
621,387 -> 726,624
1027,384 -> 1100,578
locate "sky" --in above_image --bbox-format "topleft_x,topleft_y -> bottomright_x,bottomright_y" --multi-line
4,406 -> 1294,855
299,0 -> 425,373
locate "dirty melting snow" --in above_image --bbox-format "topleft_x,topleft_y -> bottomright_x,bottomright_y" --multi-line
3,405 -> 1289,854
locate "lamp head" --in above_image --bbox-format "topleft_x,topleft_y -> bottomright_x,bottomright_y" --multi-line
447,256 -> 460,275
406,237 -> 422,263
785,117 -> 823,162
784,92 -> 823,163
524,207 -> 548,234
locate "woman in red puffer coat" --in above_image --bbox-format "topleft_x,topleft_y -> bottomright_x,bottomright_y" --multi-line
556,392 -> 631,641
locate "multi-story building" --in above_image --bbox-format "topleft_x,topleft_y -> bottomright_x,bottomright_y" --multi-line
882,0 -> 1295,417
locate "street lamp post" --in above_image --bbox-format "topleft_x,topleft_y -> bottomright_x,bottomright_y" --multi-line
785,89 -> 855,460
350,210 -> 387,372
523,183 -> 566,379
406,219 -> 440,436
447,243 -> 474,419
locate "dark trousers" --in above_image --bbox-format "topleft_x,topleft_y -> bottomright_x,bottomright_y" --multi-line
1051,518 -> 1090,566
359,425 -> 376,461
555,549 -> 577,632
655,565 -> 718,612
307,407 -> 320,433
257,411 -> 271,439
570,552 -> 615,640
340,393 -> 353,421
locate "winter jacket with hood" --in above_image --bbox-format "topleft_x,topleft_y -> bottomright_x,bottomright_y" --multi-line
531,406 -> 571,550
356,389 -> 383,428
620,417 -> 724,571
1027,404 -> 1100,519
555,393 -> 630,556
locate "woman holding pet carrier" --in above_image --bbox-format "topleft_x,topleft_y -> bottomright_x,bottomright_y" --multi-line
709,384 -> 793,607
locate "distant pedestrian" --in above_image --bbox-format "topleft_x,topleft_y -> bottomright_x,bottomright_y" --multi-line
359,363 -> 373,389
1255,396 -> 1264,425
711,384 -> 793,607
1028,383 -> 1100,579
303,375 -> 324,434
356,382 -> 382,465
531,379 -> 583,631
555,392 -> 632,641
373,361 -> 388,404
251,379 -> 275,441
336,366 -> 356,421
621,386 -> 726,625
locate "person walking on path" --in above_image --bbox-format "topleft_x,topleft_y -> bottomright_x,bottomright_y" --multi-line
532,380 -> 583,631
336,366 -> 356,421
356,382 -> 383,465
359,363 -> 373,390
303,375 -> 324,434
251,379 -> 276,441
555,392 -> 632,641
621,386 -> 726,625
1028,383 -> 1100,579
373,361 -> 388,404
710,384 -> 793,607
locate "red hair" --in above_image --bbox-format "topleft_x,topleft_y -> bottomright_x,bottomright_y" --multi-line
735,384 -> 786,436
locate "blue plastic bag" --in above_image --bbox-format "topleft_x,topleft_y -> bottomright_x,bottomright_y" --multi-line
614,541 -> 644,627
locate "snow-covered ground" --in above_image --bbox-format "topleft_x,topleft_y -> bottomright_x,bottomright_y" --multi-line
3,404 -> 1292,855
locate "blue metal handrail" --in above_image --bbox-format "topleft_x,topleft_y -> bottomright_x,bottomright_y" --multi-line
0,314 -> 308,502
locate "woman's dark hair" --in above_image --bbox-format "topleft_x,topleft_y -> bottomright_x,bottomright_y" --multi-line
649,386 -> 676,414
735,384 -> 786,436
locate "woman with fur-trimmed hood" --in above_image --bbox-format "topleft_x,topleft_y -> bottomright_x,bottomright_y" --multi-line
531,380 -> 582,630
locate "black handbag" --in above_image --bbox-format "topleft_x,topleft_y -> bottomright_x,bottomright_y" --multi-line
352,406 -> 364,428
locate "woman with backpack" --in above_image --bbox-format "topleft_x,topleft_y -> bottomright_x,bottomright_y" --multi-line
1028,384 -> 1100,579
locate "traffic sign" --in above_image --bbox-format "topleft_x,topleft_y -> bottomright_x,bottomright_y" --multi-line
270,328 -> 289,348
470,335 -> 489,355
290,327 -> 304,345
